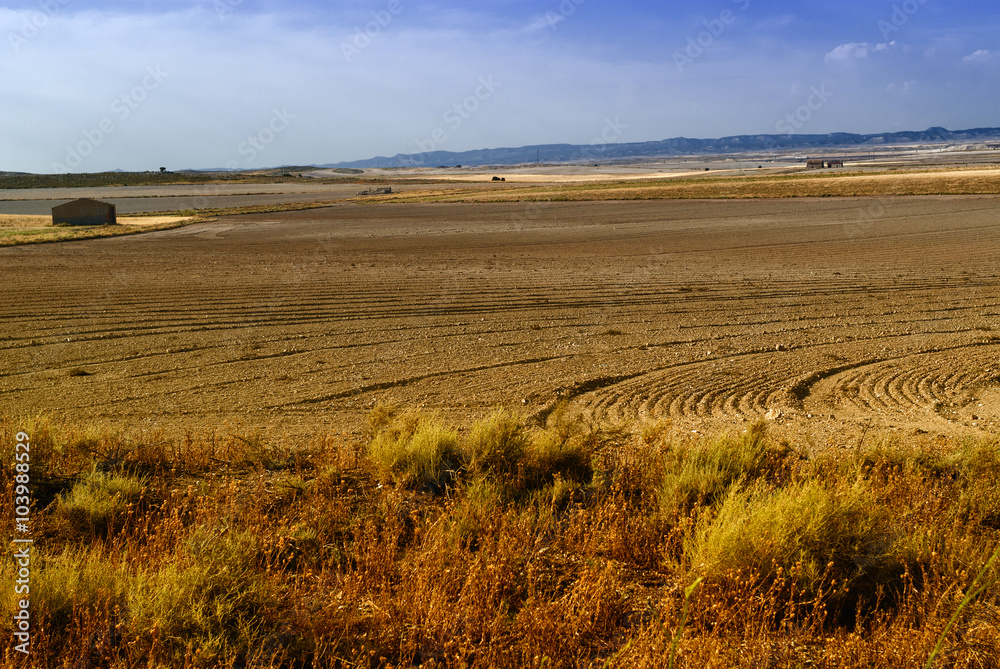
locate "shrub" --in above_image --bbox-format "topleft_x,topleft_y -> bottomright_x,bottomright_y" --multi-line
447,476 -> 503,548
659,422 -> 789,517
55,468 -> 148,536
685,478 -> 904,607
1,546 -> 127,642
465,409 -> 530,480
528,432 -> 593,487
954,437 -> 1000,528
368,409 -> 463,490
524,404 -> 606,488
128,524 -> 296,666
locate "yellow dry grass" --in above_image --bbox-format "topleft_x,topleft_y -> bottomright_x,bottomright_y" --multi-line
391,166 -> 1000,203
2,412 -> 999,668
0,215 -> 195,246
0,214 -> 50,228
117,215 -> 192,226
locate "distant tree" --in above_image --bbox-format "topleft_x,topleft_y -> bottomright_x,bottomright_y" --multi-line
159,167 -> 166,173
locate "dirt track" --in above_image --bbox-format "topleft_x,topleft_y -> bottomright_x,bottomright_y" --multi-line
1,197 -> 999,444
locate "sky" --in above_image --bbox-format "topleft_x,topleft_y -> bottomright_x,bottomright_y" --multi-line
1,0 -> 998,173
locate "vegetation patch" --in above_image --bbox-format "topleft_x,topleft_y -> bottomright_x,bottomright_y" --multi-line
1,413 -> 999,667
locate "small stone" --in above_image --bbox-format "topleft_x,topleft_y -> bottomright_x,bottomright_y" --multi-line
775,344 -> 788,352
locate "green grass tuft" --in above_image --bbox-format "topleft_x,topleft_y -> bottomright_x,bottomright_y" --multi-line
685,478 -> 904,606
128,524 -> 294,666
55,467 -> 148,536
368,408 -> 463,490
659,421 -> 790,517
466,408 -> 530,480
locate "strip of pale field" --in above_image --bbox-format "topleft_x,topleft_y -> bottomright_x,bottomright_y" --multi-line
1,167 -> 997,247
388,166 -> 1000,202
0,214 -> 193,246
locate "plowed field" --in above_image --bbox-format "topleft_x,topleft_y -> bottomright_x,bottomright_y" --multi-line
2,197 -> 999,444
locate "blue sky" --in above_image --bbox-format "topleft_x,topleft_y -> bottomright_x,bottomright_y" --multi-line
1,0 -> 998,173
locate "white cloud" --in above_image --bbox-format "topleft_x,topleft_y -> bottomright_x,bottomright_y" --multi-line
963,49 -> 1000,66
824,41 -> 895,64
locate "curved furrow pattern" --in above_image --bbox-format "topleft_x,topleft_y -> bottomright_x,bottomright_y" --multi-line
577,351 -> 812,422
804,345 -> 1000,424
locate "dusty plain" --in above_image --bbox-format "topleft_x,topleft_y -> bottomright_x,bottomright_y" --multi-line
2,192 -> 999,447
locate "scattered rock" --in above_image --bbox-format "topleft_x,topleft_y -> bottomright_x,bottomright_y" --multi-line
775,344 -> 788,352
765,408 -> 783,421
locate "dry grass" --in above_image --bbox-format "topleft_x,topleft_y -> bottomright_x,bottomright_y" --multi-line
389,166 -> 1000,203
0,218 -> 196,247
117,216 -> 193,226
1,412 -> 999,668
0,215 -> 51,228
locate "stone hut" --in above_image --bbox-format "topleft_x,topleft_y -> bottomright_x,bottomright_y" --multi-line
806,159 -> 825,169
52,199 -> 117,226
827,159 -> 845,168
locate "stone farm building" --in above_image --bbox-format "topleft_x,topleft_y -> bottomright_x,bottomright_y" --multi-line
806,159 -> 845,169
52,198 -> 117,226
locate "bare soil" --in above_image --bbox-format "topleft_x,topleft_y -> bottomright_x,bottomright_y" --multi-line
1,196 -> 998,445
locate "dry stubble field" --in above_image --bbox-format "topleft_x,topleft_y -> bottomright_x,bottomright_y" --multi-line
2,196 -> 999,445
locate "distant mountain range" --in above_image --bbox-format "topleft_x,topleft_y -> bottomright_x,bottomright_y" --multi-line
323,127 -> 1000,169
